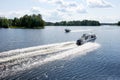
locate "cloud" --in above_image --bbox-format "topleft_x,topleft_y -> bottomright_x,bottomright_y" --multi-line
31,7 -> 41,14
100,16 -> 120,23
0,13 -> 5,17
0,6 -> 61,22
0,11 -> 28,19
0,7 -> 50,20
30,7 -> 66,22
8,12 -> 24,18
37,0 -> 63,4
86,0 -> 113,8
52,0 -> 63,5
36,0 -> 87,13
30,7 -> 54,21
34,0 -> 87,21
47,11 -> 64,22
56,1 -> 87,13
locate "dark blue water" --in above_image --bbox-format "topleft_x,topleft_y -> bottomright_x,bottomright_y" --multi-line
1,26 -> 120,80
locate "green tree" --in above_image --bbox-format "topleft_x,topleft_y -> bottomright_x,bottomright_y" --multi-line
20,14 -> 44,28
0,17 -> 9,28
12,17 -> 20,27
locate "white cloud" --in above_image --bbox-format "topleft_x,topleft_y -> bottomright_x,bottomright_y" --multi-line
52,0 -> 63,5
30,7 -> 55,21
37,0 -> 63,4
100,16 -> 120,23
0,7 -> 61,22
47,11 -> 64,22
8,12 -> 24,18
0,13 -> 5,17
0,11 -> 28,19
36,0 -> 87,13
34,0 -> 87,21
31,7 -> 41,14
56,1 -> 87,13
30,7 -> 66,22
86,0 -> 113,8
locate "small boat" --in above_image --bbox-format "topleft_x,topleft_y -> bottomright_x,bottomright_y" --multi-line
76,33 -> 96,46
65,29 -> 71,33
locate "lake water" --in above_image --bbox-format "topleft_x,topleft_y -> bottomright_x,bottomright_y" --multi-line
0,26 -> 120,80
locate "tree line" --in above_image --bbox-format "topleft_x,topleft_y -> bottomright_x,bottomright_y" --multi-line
0,14 -> 45,28
1,14 -> 120,28
45,20 -> 101,26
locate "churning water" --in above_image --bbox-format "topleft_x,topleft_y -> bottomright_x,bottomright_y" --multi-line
0,41 -> 100,79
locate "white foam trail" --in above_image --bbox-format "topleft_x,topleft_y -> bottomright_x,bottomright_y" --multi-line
71,29 -> 93,33
0,41 -> 74,55
0,41 -> 75,63
0,45 -> 75,63
29,42 -> 100,68
0,42 -> 100,78
0,42 -> 74,56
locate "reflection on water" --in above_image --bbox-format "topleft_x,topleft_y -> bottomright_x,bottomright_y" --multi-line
0,26 -> 120,80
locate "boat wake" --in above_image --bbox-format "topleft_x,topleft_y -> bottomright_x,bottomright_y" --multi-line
0,41 -> 100,79
71,29 -> 93,33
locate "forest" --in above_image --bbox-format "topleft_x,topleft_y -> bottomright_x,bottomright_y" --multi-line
0,14 -> 45,28
46,20 -> 101,26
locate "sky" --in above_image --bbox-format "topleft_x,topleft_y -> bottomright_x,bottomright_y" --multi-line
0,0 -> 120,23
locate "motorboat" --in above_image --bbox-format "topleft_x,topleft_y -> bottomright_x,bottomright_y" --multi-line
76,33 -> 96,46
65,29 -> 71,33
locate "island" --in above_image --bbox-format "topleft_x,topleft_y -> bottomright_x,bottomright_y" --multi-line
0,14 -> 45,29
